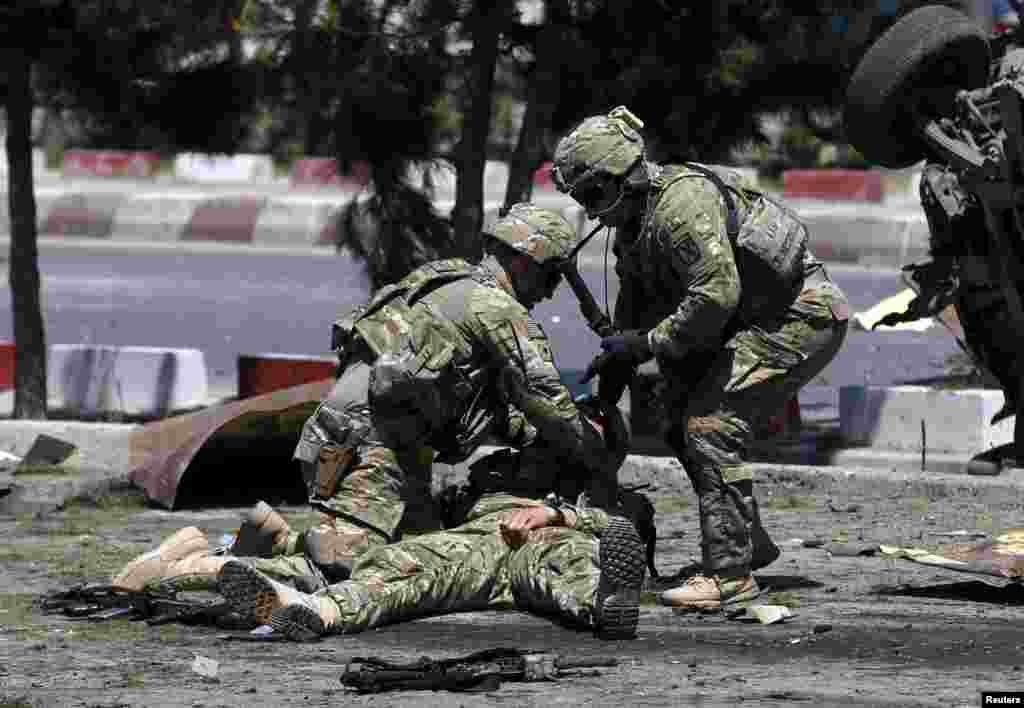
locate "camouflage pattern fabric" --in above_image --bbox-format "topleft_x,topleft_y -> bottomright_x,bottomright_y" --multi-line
309,493 -> 611,635
612,164 -> 849,574
485,203 -> 577,267
289,254 -> 609,563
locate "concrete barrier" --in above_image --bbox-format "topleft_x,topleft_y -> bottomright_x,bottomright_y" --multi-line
237,353 -> 336,399
0,341 -> 13,391
48,344 -> 209,418
290,158 -> 370,189
839,385 -> 1013,455
182,195 -> 266,243
173,153 -> 275,184
783,169 -> 884,202
62,150 -> 161,179
109,191 -> 205,243
253,196 -> 347,247
41,192 -> 127,238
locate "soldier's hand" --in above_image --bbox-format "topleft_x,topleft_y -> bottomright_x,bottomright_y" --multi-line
499,506 -> 562,548
581,351 -> 615,384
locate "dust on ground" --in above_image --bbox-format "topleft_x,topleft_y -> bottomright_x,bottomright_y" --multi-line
1,468 -> 1023,708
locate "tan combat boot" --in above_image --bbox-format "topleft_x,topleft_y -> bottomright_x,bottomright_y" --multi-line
658,572 -> 760,611
218,559 -> 341,640
111,526 -> 210,591
230,501 -> 293,558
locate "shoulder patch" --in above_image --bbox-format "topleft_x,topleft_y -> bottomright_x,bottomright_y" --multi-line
677,236 -> 700,266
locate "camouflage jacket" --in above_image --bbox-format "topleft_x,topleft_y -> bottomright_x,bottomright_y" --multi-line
346,258 -> 607,472
614,163 -> 810,362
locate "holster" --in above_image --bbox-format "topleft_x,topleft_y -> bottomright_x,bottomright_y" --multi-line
316,442 -> 356,498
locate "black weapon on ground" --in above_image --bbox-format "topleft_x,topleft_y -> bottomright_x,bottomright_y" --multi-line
339,647 -> 619,693
36,584 -> 235,627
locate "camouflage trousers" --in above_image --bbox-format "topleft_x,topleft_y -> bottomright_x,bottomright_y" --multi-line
311,493 -> 603,635
294,360 -> 439,556
659,275 -> 849,574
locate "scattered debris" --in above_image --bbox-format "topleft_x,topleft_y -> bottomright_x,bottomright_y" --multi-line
826,543 -> 879,558
191,655 -> 220,681
932,530 -> 988,539
18,434 -> 78,470
802,539 -> 827,549
827,502 -> 862,513
781,538 -> 806,549
880,529 -> 1024,580
813,624 -> 833,634
748,605 -> 795,625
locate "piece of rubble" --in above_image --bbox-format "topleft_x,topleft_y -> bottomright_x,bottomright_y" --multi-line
748,605 -> 794,625
190,655 -> 220,681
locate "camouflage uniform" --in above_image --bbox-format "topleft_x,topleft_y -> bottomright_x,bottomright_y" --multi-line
553,109 -> 850,582
285,205 -> 610,578
312,490 -> 612,635
616,166 -> 848,572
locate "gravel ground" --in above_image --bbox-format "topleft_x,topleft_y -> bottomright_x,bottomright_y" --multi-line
2,465 -> 1023,708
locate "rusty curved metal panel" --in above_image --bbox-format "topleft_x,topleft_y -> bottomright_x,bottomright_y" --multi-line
128,379 -> 333,509
881,529 -> 1024,581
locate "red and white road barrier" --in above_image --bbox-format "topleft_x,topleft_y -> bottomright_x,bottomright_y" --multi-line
783,169 -> 884,202
290,158 -> 371,189
237,353 -> 336,399
62,150 -> 161,179
0,341 -> 14,392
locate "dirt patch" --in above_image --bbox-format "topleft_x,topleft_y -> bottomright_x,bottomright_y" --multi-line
2,472 -> 1023,707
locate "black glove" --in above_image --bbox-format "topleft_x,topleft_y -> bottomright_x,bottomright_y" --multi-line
599,330 -> 652,363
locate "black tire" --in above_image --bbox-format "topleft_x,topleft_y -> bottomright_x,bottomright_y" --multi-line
845,5 -> 990,168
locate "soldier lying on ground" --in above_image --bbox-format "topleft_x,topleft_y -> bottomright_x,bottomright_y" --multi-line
552,107 -> 850,611
111,398 -> 652,640
281,203 -> 616,582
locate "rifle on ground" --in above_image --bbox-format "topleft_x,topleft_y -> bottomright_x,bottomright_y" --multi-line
339,647 -> 619,693
37,584 -> 234,626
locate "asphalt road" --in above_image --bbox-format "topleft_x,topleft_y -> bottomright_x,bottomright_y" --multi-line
0,240 -> 962,417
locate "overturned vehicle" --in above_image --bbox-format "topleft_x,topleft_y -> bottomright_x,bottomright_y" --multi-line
845,2 -> 1024,472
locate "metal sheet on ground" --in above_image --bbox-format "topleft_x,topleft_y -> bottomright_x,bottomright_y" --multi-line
127,378 -> 332,509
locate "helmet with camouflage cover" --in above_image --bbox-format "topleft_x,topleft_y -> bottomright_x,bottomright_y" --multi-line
551,106 -> 646,194
485,202 -> 577,267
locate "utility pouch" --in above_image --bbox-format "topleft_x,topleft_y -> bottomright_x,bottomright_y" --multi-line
316,443 -> 356,498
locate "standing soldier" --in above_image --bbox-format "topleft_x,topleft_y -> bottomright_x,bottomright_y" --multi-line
551,107 -> 850,610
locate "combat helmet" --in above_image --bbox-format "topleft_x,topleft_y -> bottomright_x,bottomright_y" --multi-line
485,202 -> 577,268
551,106 -> 646,198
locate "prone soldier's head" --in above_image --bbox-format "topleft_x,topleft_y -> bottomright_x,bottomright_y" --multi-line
483,203 -> 577,308
552,106 -> 650,226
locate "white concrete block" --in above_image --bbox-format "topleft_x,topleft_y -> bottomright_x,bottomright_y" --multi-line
110,192 -> 205,242
839,385 -> 1013,455
252,196 -> 346,246
48,344 -> 209,417
173,153 -> 275,184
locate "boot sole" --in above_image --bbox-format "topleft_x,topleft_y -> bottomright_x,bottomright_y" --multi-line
751,543 -> 781,571
595,516 -> 646,640
270,604 -> 325,642
218,561 -> 282,626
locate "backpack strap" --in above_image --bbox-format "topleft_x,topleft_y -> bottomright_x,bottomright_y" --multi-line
681,162 -> 740,240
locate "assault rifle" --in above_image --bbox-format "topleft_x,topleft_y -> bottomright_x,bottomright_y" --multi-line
559,224 -> 616,339
37,583 -> 234,627
339,647 -> 618,693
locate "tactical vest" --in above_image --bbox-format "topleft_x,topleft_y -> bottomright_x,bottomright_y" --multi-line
330,259 -> 486,451
660,164 -> 808,323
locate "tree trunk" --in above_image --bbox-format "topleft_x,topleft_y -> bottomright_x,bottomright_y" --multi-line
6,53 -> 47,419
503,15 -> 564,211
451,4 -> 506,260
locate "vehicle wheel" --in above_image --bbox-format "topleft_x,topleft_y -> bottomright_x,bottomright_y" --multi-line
845,5 -> 990,168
